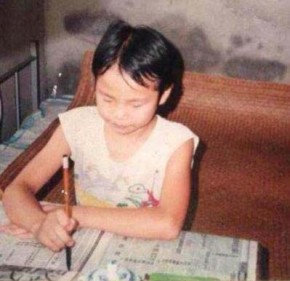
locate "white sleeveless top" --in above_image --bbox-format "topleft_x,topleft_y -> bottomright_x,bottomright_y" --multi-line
59,106 -> 199,208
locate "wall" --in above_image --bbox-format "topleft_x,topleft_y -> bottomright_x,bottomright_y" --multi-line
45,0 -> 290,97
0,1 -> 43,74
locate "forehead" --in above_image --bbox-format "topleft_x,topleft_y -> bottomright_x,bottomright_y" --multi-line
96,64 -> 158,98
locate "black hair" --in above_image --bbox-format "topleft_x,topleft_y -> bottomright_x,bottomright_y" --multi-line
92,20 -> 184,105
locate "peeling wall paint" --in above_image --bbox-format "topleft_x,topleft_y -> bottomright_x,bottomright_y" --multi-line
44,0 -> 290,98
63,9 -> 120,38
224,57 -> 286,81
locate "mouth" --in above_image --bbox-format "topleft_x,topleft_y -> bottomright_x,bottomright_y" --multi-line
111,123 -> 131,130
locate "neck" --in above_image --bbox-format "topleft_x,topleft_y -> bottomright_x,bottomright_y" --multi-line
104,116 -> 158,162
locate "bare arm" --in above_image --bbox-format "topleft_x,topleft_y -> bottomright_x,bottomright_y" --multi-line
2,126 -> 76,250
73,138 -> 194,240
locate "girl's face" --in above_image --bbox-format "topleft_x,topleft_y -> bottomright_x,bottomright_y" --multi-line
95,64 -> 169,136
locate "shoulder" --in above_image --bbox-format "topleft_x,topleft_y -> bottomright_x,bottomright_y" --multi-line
58,106 -> 101,159
157,115 -> 199,153
157,115 -> 193,134
58,106 -> 102,142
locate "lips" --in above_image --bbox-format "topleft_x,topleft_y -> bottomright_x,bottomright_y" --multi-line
111,122 -> 131,130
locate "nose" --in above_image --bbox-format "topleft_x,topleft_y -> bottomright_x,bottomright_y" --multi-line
114,103 -> 127,119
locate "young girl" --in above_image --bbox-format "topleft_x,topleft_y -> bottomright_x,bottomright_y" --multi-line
2,20 -> 199,252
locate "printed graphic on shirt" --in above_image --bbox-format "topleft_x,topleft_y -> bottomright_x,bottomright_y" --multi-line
74,167 -> 160,208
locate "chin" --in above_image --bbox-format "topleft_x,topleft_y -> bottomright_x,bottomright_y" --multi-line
111,124 -> 135,134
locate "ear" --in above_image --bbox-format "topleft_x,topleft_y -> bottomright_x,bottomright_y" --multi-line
158,86 -> 172,105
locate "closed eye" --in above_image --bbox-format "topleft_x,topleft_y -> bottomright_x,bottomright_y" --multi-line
103,96 -> 113,103
99,92 -> 114,103
132,103 -> 144,108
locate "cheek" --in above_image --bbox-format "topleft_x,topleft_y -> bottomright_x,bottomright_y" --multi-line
96,102 -> 110,121
96,94 -> 109,112
136,104 -> 157,121
95,93 -> 102,107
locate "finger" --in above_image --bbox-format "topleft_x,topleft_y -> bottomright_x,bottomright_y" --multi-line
33,231 -> 60,252
41,230 -> 66,252
54,225 -> 75,247
0,224 -> 30,236
65,218 -> 78,233
7,227 -> 30,236
56,210 -> 78,234
40,201 -> 60,207
56,209 -> 71,228
0,224 -> 10,232
0,223 -> 20,231
7,224 -> 27,232
14,232 -> 34,239
41,204 -> 60,213
44,237 -> 63,252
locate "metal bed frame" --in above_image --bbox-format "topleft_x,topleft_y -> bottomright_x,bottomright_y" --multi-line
0,45 -> 40,143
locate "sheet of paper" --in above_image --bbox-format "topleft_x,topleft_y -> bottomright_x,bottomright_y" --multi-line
0,203 -> 103,281
0,203 -> 258,281
0,229 -> 102,271
97,231 -> 258,281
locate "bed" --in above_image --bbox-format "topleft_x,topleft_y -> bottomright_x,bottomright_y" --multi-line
0,53 -> 72,175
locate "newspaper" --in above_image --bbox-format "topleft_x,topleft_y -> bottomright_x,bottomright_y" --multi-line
0,203 -> 258,281
81,231 -> 257,281
0,203 -> 102,281
0,229 -> 103,281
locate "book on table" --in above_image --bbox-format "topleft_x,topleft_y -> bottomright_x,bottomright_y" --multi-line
0,203 -> 259,281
